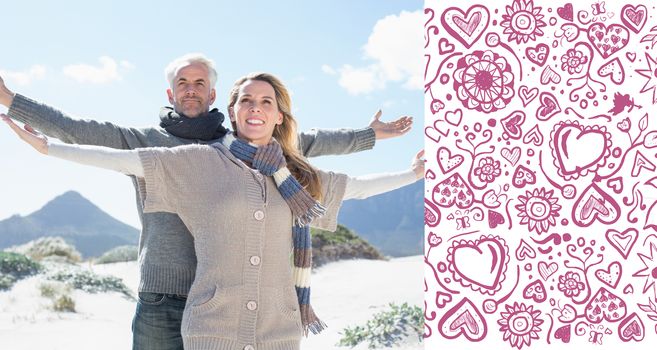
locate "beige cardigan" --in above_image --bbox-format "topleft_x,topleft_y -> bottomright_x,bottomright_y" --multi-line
138,143 -> 347,350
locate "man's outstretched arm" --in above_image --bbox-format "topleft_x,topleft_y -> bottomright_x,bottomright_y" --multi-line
297,110 -> 413,158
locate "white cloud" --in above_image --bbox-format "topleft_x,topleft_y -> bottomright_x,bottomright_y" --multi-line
63,56 -> 134,84
0,65 -> 47,86
321,65 -> 336,75
326,10 -> 423,95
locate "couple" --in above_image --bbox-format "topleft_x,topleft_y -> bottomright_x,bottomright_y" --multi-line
0,54 -> 423,350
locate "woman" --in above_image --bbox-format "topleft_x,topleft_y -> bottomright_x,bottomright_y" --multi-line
2,72 -> 423,350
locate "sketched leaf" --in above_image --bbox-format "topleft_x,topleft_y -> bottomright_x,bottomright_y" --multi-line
649,315 -> 657,321
638,303 -> 653,312
644,131 -> 657,148
652,25 -> 657,31
640,114 -> 649,131
650,298 -> 657,311
642,35 -> 657,43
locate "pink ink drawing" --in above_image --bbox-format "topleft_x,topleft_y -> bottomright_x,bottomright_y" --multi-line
453,50 -> 516,113
441,6 -> 490,49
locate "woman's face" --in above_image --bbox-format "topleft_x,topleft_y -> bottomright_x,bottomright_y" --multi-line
230,79 -> 283,146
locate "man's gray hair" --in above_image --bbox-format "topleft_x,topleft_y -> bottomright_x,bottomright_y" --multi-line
164,53 -> 218,89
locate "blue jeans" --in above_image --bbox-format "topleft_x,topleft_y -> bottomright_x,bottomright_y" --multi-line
132,292 -> 187,350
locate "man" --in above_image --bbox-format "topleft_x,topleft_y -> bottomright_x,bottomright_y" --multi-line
0,53 -> 412,350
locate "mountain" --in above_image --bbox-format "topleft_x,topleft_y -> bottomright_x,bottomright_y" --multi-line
337,180 -> 423,257
0,191 -> 139,257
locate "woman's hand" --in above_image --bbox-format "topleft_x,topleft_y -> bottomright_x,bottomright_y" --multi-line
1,114 -> 48,154
412,149 -> 425,180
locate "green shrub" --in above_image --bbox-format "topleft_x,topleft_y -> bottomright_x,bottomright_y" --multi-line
311,225 -> 385,268
53,294 -> 76,312
95,245 -> 138,264
47,268 -> 134,300
0,274 -> 16,291
9,237 -> 81,263
38,280 -> 71,298
0,251 -> 42,290
338,302 -> 423,349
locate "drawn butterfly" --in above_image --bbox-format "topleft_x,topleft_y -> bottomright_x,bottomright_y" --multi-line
456,216 -> 470,230
589,331 -> 603,345
591,1 -> 606,15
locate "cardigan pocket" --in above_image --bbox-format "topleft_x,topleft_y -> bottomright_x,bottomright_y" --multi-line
256,286 -> 304,342
185,284 -> 241,339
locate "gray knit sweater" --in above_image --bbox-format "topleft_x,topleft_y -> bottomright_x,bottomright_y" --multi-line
7,94 -> 375,295
139,144 -> 347,350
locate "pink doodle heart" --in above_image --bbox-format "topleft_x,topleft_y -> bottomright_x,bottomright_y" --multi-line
585,288 -> 627,323
445,109 -> 462,126
518,86 -> 539,107
538,261 -> 558,281
623,284 -> 633,294
587,23 -> 629,59
607,177 -> 623,194
448,236 -> 509,294
621,5 -> 648,34
536,92 -> 561,121
618,313 -> 645,342
558,304 -> 577,323
557,3 -> 573,22
436,291 -> 452,308
515,239 -> 536,261
512,165 -> 536,188
441,6 -> 490,49
540,66 -> 561,84
424,120 -> 450,143
501,147 -> 521,166
425,198 -> 441,228
605,228 -> 638,260
438,298 -> 488,341
595,262 -> 622,289
500,111 -> 525,139
438,37 -> 456,54
437,147 -> 464,174
430,98 -> 445,115
572,183 -> 620,227
626,52 -> 636,62
488,210 -> 505,229
523,125 -> 543,146
526,43 -> 550,67
523,279 -> 547,303
598,58 -> 625,85
550,121 -> 611,180
554,324 -> 571,343
425,169 -> 436,180
433,173 -> 474,209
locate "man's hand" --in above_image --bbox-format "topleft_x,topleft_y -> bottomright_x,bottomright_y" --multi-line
369,110 -> 412,140
0,76 -> 16,108
412,149 -> 425,180
1,114 -> 48,154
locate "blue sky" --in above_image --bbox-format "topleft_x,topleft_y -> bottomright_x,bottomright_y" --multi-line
0,0 -> 423,227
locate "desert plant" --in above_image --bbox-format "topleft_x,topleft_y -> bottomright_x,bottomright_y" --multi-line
0,251 -> 42,290
95,245 -> 138,264
52,294 -> 76,312
338,302 -> 423,349
9,237 -> 81,263
47,268 -> 134,300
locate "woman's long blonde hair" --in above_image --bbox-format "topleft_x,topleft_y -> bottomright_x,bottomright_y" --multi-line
228,72 -> 323,202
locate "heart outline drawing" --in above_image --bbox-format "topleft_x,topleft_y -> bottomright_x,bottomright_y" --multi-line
605,228 -> 638,259
437,147 -> 464,174
595,261 -> 622,289
550,121 -> 612,181
441,5 -> 490,49
585,287 -> 627,324
618,312 -> 645,342
525,43 -> 550,67
621,5 -> 648,34
438,297 -> 488,341
587,23 -> 630,59
572,183 -> 621,227
432,173 -> 474,209
518,86 -> 539,107
447,235 -> 509,295
523,279 -> 547,303
536,92 -> 561,121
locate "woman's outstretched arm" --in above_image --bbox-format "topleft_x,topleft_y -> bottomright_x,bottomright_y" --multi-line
2,114 -> 144,176
343,149 -> 424,200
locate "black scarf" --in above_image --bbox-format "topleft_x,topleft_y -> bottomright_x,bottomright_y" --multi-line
159,107 -> 228,141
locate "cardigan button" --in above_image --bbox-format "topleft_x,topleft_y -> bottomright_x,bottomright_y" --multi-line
243,345 -> 255,350
254,210 -> 265,221
250,255 -> 261,266
246,300 -> 258,311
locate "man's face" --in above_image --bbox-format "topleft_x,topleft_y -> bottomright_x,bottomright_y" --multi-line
167,62 -> 216,118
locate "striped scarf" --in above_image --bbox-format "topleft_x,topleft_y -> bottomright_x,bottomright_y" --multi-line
219,132 -> 327,335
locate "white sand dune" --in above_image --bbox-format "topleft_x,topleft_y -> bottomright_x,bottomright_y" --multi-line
0,256 -> 423,350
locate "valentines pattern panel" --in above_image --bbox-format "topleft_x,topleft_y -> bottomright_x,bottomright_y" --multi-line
424,0 -> 657,349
